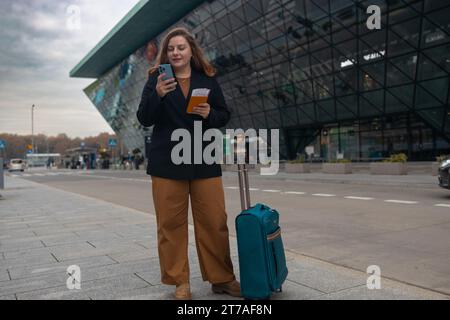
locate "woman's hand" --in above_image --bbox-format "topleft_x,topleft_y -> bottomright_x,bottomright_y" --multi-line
192,103 -> 211,119
156,73 -> 177,98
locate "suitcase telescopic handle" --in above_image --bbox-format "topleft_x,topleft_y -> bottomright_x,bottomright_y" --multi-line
238,164 -> 251,211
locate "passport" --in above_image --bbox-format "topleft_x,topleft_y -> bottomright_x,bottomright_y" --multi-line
187,88 -> 210,114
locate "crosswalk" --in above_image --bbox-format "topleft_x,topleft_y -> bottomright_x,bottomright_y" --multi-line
225,186 -> 450,209
8,171 -> 94,178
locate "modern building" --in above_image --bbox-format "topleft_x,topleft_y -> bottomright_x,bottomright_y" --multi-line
71,0 -> 450,161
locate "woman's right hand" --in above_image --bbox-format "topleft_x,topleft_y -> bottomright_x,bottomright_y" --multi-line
156,74 -> 177,98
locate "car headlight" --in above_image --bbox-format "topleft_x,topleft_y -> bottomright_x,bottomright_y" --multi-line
440,159 -> 450,169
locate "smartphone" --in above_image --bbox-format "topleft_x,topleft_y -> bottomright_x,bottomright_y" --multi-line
158,64 -> 175,81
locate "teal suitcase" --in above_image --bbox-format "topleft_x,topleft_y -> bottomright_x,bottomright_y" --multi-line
235,164 -> 288,299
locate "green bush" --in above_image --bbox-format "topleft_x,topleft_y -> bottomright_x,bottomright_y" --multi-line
327,159 -> 351,163
288,154 -> 305,164
383,153 -> 407,163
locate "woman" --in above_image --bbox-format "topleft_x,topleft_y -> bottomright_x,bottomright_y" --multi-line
136,27 -> 240,300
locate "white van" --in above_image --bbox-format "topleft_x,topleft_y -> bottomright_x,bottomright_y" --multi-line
9,159 -> 26,172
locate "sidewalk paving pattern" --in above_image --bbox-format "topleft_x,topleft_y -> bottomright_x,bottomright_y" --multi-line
0,176 -> 448,300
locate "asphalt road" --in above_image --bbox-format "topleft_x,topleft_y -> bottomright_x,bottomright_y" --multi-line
7,168 -> 450,295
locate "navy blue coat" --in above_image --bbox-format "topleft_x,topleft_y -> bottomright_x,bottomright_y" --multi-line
137,68 -> 231,180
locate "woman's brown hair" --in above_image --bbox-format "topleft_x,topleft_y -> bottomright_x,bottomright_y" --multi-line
148,27 -> 216,77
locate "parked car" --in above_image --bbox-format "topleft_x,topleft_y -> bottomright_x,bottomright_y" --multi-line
8,159 -> 26,172
438,159 -> 450,189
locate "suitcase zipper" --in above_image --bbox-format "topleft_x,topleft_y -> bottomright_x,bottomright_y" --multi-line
266,228 -> 281,241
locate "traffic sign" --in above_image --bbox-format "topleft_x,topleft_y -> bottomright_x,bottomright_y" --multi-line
108,139 -> 117,147
0,140 -> 5,149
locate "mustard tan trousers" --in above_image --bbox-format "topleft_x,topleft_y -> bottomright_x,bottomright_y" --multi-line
151,176 -> 235,285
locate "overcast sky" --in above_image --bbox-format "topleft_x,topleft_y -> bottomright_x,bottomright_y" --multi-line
0,0 -> 140,138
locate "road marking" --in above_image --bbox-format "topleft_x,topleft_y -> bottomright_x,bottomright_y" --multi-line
384,200 -> 418,204
312,193 -> 336,197
285,191 -> 306,195
226,187 -> 239,190
262,189 -> 281,193
344,196 -> 374,200
249,188 -> 259,191
434,204 -> 450,208
33,173 -> 45,176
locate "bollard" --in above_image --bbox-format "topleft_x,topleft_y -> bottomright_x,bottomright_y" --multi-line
0,158 -> 4,190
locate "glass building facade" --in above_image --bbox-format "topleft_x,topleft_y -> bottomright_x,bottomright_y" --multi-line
82,0 -> 450,161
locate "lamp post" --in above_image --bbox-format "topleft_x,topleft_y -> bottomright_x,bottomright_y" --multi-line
31,104 -> 36,154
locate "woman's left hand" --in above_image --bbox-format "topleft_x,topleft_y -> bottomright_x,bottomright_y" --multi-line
192,103 -> 210,119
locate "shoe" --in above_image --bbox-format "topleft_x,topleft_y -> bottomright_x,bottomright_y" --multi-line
174,283 -> 192,300
212,280 -> 241,297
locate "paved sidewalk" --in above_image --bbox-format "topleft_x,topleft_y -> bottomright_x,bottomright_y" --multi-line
0,176 -> 448,300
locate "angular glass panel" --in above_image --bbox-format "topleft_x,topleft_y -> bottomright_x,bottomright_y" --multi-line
252,111 -> 267,129
246,93 -> 265,113
332,24 -> 355,43
306,0 -> 328,21
420,44 -> 450,77
330,0 -> 353,14
243,0 -> 265,22
335,68 -> 358,93
445,109 -> 450,134
314,77 -> 333,99
387,30 -> 416,57
425,0 -> 450,12
334,6 -> 356,28
316,99 -> 335,122
388,84 -> 414,109
308,34 -> 330,51
422,18 -> 450,48
313,16 -> 333,39
333,40 -> 357,70
266,109 -> 282,128
248,18 -> 268,46
388,2 -> 420,25
415,84 -> 446,109
240,114 -> 255,129
281,106 -> 299,127
359,90 -> 384,116
297,102 -> 317,123
234,28 -> 251,52
209,0 -> 225,15
336,97 -> 358,120
311,47 -> 332,75
294,80 -> 314,102
360,61 -> 385,89
228,1 -> 246,27
246,0 -> 266,14
386,54 -> 417,86
418,78 -> 449,104
216,19 -> 232,39
389,18 -> 420,50
417,107 -> 445,130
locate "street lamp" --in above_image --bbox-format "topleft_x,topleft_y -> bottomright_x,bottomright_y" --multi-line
31,104 -> 36,154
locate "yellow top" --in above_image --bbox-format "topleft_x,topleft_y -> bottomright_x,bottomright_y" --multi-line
177,77 -> 190,99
